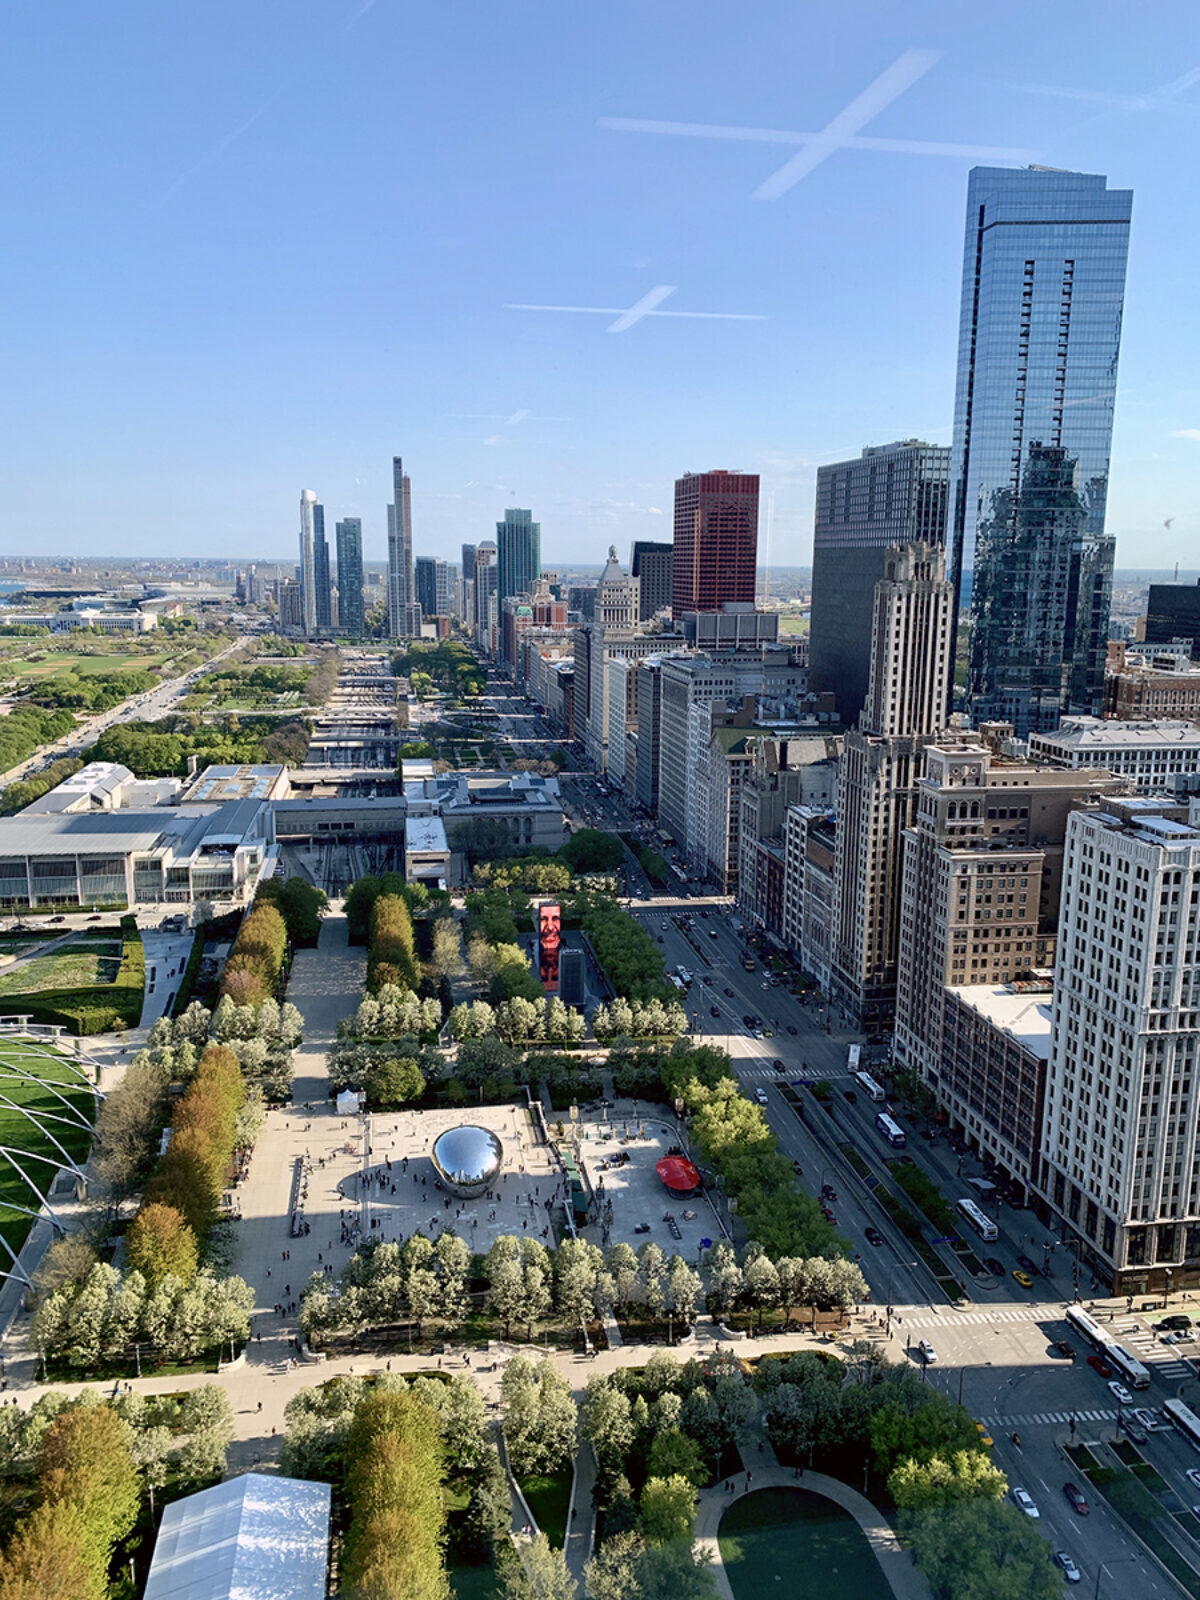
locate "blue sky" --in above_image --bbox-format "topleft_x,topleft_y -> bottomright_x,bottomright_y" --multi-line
3,0 -> 1199,570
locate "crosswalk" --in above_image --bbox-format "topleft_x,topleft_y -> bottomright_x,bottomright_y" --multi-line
897,1304 -> 1054,1331
1112,1320 -> 1193,1382
979,1407 -> 1118,1431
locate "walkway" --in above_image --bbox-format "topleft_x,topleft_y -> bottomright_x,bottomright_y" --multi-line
694,1468 -> 932,1600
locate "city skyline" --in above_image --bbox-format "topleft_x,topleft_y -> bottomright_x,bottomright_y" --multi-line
3,3 -> 1199,567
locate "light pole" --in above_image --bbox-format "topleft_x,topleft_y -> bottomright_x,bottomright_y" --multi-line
1094,1557 -> 1138,1600
1165,1266 -> 1174,1309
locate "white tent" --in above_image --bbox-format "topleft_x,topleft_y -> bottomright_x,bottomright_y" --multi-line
144,1473 -> 330,1600
336,1089 -> 360,1115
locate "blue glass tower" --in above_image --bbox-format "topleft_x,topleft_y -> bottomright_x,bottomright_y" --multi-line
335,517 -> 365,636
949,167 -> 1131,734
496,509 -> 541,603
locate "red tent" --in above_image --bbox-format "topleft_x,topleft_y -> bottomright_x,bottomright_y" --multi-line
656,1155 -> 701,1195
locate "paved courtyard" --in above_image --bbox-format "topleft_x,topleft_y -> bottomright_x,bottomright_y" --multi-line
575,1101 -> 730,1260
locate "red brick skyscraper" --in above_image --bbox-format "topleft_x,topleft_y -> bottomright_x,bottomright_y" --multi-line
671,470 -> 759,620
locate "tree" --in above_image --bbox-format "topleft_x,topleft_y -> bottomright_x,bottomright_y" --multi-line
647,1429 -> 706,1490
499,1535 -> 578,1600
581,1379 -> 635,1488
364,1055 -> 425,1109
637,1540 -> 718,1600
902,1497 -> 1061,1600
127,1203 -> 198,1290
342,1388 -> 449,1600
0,1502 -> 104,1600
558,829 -> 625,874
36,1405 -> 139,1579
429,917 -> 464,980
585,1532 -> 645,1600
638,1475 -> 697,1546
91,1056 -> 171,1202
890,1449 -> 1007,1511
869,1391 -> 979,1478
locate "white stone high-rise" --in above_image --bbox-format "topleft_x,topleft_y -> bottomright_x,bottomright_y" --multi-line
1036,797 -> 1200,1293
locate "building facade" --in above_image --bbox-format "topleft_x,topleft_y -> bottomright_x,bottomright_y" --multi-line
496,509 -> 541,605
387,457 -> 414,639
630,540 -> 674,620
672,471 -> 758,620
948,166 -> 1132,721
1028,717 -> 1200,790
809,441 -> 950,728
1144,581 -> 1200,658
298,490 -> 331,637
335,519 -> 365,636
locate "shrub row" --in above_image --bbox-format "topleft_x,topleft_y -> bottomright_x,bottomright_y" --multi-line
369,894 -> 419,993
220,901 -> 288,1005
140,1044 -> 245,1261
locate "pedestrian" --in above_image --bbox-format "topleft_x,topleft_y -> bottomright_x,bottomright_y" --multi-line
257,1401 -> 263,1412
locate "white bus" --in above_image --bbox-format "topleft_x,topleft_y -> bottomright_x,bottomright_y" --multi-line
1164,1398 -> 1200,1452
1106,1343 -> 1151,1390
854,1070 -> 887,1103
848,1043 -> 862,1071
675,965 -> 693,987
1065,1305 -> 1108,1351
875,1111 -> 907,1149
955,1197 -> 999,1242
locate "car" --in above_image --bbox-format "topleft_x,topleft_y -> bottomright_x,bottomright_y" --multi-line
1126,1424 -> 1148,1444
753,1087 -> 769,1105
1054,1551 -> 1082,1585
1108,1381 -> 1134,1405
1052,1340 -> 1077,1359
753,1029 -> 764,1039
1161,1314 -> 1193,1331
772,1059 -> 786,1072
1185,1468 -> 1200,1490
1010,1487 -> 1038,1518
786,1024 -> 798,1035
1087,1353 -> 1114,1378
656,935 -> 664,944
724,987 -> 735,998
1012,1269 -> 1033,1288
49,915 -> 65,923
1016,1254 -> 1039,1275
864,1227 -> 884,1247
1062,1482 -> 1089,1515
710,1007 -> 721,1018
918,1339 -> 937,1364
1132,1406 -> 1165,1432
985,1257 -> 1006,1277
843,1089 -> 858,1102
975,1421 -> 994,1448
743,1015 -> 756,1028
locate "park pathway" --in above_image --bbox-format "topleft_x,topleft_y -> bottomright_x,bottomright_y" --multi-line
694,1467 -> 932,1600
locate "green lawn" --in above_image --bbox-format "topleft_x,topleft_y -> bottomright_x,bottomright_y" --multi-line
9,650 -> 173,679
0,1040 -> 96,1262
719,1489 -> 891,1600
0,945 -> 121,997
519,1469 -> 572,1548
450,1561 -> 499,1600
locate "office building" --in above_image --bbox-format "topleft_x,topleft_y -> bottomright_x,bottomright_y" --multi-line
473,542 -> 497,650
335,519 -> 364,636
415,556 -> 451,619
298,490 -> 331,637
1028,717 -> 1200,791
672,471 -> 758,620
1036,797 -> 1200,1291
461,544 -> 477,622
630,540 -> 674,620
948,166 -> 1131,729
1144,581 -> 1200,658
830,543 -> 953,1028
894,739 -> 1126,1136
809,441 -> 950,727
496,509 -> 541,604
387,457 -> 414,639
1106,649 -> 1200,722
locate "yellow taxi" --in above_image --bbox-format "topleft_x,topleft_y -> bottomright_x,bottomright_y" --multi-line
975,1421 -> 994,1448
1012,1269 -> 1034,1289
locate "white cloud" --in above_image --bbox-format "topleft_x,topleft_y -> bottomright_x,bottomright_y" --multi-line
647,506 -> 664,515
1170,428 -> 1200,441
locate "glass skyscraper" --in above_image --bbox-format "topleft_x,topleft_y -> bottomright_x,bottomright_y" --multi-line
335,517 -> 364,636
949,166 -> 1132,735
299,489 -> 331,637
496,509 -> 541,603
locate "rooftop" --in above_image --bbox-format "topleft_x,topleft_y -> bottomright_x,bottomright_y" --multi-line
181,764 -> 287,803
948,983 -> 1053,1060
1033,717 -> 1200,748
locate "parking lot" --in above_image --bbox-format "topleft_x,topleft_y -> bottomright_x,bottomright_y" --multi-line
575,1102 -> 729,1258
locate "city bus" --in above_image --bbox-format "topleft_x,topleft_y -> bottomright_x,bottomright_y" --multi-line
1065,1305 -> 1109,1351
1164,1398 -> 1200,1452
875,1111 -> 907,1149
1106,1343 -> 1151,1390
854,1070 -> 887,1103
955,1197 -> 999,1242
675,965 -> 693,987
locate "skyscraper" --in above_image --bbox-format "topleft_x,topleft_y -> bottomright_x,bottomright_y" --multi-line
415,556 -> 436,618
474,541 -> 498,650
335,518 -> 365,636
672,471 -> 758,620
630,540 -> 674,620
299,490 -> 332,637
809,441 -> 950,727
830,543 -> 954,1028
949,166 -> 1132,729
496,509 -> 541,603
387,457 -> 414,639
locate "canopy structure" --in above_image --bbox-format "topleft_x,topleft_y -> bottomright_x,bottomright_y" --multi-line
656,1155 -> 701,1195
336,1089 -> 360,1115
144,1473 -> 330,1600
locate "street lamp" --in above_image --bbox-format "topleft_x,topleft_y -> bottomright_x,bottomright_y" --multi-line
1094,1557 -> 1139,1600
1165,1266 -> 1174,1310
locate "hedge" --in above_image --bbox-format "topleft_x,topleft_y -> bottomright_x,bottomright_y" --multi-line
0,915 -> 145,1034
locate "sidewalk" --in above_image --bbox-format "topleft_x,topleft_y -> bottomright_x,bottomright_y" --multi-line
694,1467 -> 933,1600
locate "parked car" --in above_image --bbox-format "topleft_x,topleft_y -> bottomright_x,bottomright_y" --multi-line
820,1207 -> 836,1223
1161,1314 -> 1193,1331
1016,1254 -> 1039,1276
1010,1487 -> 1039,1519
1062,1482 -> 1089,1515
1012,1269 -> 1033,1289
864,1227 -> 884,1247
918,1339 -> 937,1364
1052,1340 -> 1077,1359
1108,1381 -> 1134,1405
1054,1551 -> 1081,1584
1087,1353 -> 1114,1378
985,1257 -> 1006,1277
